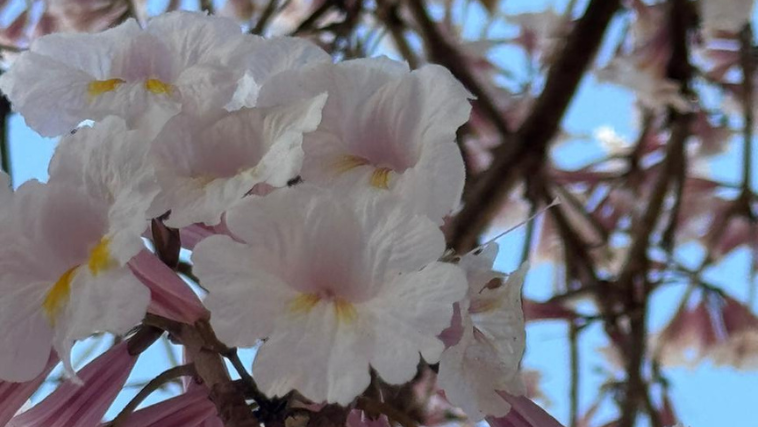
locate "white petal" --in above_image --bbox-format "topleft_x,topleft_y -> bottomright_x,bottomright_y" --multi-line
151,95 -> 325,228
253,303 -> 372,405
53,267 -> 149,375
146,11 -> 242,71
0,286 -> 53,382
193,235 -> 300,347
366,262 -> 467,382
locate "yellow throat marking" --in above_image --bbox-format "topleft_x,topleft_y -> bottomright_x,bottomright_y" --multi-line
43,267 -> 77,326
288,293 -> 357,324
87,79 -> 125,98
370,168 -> 392,189
332,155 -> 392,189
88,237 -> 117,277
145,79 -> 172,95
333,155 -> 370,174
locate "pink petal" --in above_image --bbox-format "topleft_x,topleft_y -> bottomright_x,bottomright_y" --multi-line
9,342 -> 136,427
0,353 -> 58,425
129,250 -> 209,324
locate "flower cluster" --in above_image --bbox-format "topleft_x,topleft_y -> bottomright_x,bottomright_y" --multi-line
0,10 -> 529,423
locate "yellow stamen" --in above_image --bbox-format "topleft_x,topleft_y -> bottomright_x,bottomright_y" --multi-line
43,267 -> 77,326
370,167 -> 392,189
87,79 -> 125,98
289,293 -> 321,315
88,237 -> 116,277
334,298 -> 357,324
145,78 -> 172,95
333,155 -> 370,175
288,294 -> 358,324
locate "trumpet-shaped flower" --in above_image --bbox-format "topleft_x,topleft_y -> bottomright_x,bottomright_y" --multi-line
48,116 -> 158,265
0,11 -> 246,136
257,57 -> 472,224
438,244 -> 527,420
193,185 -> 467,405
148,93 -> 326,228
0,180 -> 149,381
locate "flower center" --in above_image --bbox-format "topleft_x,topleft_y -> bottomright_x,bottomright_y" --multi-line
145,78 -> 173,95
88,237 -> 117,277
42,267 -> 77,326
369,168 -> 392,189
333,155 -> 393,189
288,293 -> 357,324
87,78 -> 125,98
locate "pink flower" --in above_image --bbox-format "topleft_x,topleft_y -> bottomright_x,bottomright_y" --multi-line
128,250 -> 209,324
9,341 -> 137,427
654,292 -> 758,368
0,353 -> 58,426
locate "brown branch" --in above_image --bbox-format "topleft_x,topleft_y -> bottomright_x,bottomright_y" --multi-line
200,0 -> 214,13
405,0 -> 511,138
356,397 -> 419,427
252,0 -> 279,35
740,24 -> 757,305
447,0 -> 622,252
376,3 -> 419,69
110,364 -> 197,427
177,320 -> 260,427
0,93 -> 11,181
617,1 -> 693,426
569,322 -> 580,427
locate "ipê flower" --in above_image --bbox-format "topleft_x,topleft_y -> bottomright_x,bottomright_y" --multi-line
147,93 -> 327,228
0,180 -> 149,381
192,185 -> 467,405
0,11 -> 247,136
437,243 -> 527,420
257,57 -> 472,224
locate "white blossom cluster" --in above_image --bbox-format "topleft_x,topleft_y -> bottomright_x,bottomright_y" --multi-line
0,11 -> 526,420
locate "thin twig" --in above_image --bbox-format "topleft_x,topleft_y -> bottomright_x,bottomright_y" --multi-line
251,0 -> 279,35
740,24 -> 757,305
569,322 -> 580,427
200,0 -> 214,13
447,0 -> 622,252
109,364 -> 197,426
225,348 -> 270,405
0,94 -> 11,181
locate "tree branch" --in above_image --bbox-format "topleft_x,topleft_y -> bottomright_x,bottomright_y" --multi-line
447,0 -> 622,252
617,1 -> 693,426
110,364 -> 197,427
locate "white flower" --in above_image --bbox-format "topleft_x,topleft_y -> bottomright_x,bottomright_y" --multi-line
594,126 -> 632,156
0,180 -> 149,381
596,57 -> 690,113
0,11 -> 246,136
147,93 -> 327,228
438,244 -> 527,420
257,57 -> 472,224
192,185 -> 467,405
48,116 -> 159,265
225,36 -> 331,111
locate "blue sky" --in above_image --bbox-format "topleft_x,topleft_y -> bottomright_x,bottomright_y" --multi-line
3,0 -> 758,426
